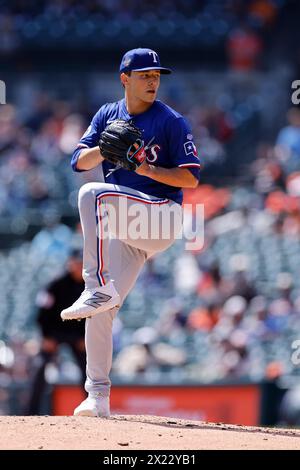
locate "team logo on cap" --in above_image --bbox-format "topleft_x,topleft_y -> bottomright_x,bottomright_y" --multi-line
148,51 -> 158,63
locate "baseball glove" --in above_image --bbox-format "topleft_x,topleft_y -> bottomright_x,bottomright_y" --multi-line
99,119 -> 146,171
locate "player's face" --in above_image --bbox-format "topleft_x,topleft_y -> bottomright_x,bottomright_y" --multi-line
126,70 -> 161,103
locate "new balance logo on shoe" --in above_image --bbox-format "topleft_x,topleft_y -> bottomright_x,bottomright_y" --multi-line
60,281 -> 120,321
84,292 -> 112,308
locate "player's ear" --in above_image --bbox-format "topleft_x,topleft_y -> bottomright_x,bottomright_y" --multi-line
120,72 -> 129,88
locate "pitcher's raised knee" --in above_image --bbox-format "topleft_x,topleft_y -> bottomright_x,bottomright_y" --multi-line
78,182 -> 107,208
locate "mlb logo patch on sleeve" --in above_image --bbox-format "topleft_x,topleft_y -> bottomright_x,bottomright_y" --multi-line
184,141 -> 197,156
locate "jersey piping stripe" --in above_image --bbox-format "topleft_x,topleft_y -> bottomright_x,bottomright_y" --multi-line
95,190 -> 170,287
95,197 -> 106,286
98,200 -> 106,286
178,163 -> 201,168
76,143 -> 89,149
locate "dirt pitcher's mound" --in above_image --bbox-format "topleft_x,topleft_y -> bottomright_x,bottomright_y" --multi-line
0,415 -> 300,450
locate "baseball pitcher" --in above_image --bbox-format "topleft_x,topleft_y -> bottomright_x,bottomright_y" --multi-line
61,48 -> 201,417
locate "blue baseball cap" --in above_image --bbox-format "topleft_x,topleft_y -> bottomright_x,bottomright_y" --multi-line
120,48 -> 172,75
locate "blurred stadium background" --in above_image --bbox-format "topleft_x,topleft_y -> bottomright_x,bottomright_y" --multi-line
1,0 -> 300,426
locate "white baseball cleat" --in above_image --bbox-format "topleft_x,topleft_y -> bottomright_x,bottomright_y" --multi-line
60,281 -> 120,321
74,394 -> 110,418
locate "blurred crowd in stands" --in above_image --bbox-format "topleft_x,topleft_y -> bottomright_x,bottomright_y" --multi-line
0,0 -> 282,59
0,97 -> 85,221
0,0 -> 281,25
